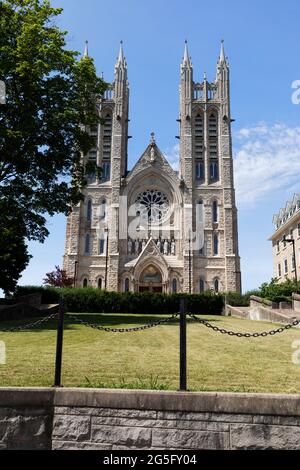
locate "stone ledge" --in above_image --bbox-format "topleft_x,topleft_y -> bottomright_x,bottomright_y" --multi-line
0,388 -> 299,418
53,388 -> 300,417
0,388 -> 54,407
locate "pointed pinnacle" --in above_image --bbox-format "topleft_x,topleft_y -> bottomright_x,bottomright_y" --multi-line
83,40 -> 89,58
117,40 -> 125,65
219,39 -> 225,63
183,40 -> 191,66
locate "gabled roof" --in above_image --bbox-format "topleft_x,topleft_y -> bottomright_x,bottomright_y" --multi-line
125,135 -> 179,184
125,237 -> 168,269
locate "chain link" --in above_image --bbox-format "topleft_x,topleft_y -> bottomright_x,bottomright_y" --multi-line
66,313 -> 179,332
188,313 -> 300,338
0,312 -> 58,332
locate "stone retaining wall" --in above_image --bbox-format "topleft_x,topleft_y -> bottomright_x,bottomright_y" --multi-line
0,388 -> 300,450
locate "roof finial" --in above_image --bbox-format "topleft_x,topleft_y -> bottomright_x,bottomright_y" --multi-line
219,39 -> 225,63
150,132 -> 156,144
83,40 -> 89,58
203,71 -> 207,81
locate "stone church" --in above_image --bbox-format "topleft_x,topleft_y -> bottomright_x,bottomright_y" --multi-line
63,41 -> 241,294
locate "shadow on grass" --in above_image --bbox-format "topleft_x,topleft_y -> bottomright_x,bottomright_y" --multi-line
0,313 -> 223,333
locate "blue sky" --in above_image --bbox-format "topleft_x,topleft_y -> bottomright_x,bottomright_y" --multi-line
20,0 -> 300,292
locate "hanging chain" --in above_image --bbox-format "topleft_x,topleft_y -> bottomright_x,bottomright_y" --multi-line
0,312 -> 58,332
188,313 -> 300,338
66,313 -> 179,333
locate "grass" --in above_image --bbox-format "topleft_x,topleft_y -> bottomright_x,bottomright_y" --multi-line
0,313 -> 299,393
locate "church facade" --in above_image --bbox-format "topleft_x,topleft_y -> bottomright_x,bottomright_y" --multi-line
63,41 -> 241,294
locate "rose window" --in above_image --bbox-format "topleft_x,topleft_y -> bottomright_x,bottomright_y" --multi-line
135,190 -> 169,223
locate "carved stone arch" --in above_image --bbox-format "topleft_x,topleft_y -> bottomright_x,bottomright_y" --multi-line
134,257 -> 168,284
101,105 -> 114,115
124,167 -> 182,207
207,104 -> 220,114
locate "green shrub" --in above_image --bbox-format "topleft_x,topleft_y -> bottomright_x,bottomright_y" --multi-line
14,286 -> 60,304
13,286 -> 224,315
255,278 -> 300,303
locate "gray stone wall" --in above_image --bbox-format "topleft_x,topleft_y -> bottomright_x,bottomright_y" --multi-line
1,388 -> 300,450
0,388 -> 53,450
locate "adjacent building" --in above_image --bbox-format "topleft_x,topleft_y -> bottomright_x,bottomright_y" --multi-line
270,194 -> 300,282
63,41 -> 241,293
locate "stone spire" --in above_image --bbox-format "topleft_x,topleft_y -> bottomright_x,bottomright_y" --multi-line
219,39 -> 226,64
182,40 -> 192,67
116,40 -> 126,67
83,40 -> 89,58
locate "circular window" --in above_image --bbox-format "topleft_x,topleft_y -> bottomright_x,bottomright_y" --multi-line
135,190 -> 169,223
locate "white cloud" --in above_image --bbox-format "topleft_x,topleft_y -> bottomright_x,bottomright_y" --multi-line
234,122 -> 300,207
164,123 -> 300,208
165,144 -> 179,171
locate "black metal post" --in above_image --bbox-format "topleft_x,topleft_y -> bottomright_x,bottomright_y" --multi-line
104,227 -> 109,290
179,298 -> 187,391
53,297 -> 65,387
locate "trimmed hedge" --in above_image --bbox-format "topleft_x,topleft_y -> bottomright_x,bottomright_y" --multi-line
13,286 -> 224,315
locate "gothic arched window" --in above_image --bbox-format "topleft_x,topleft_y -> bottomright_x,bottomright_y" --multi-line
99,198 -> 107,220
87,199 -> 92,221
210,162 -> 219,181
212,200 -> 218,223
208,111 -> 219,183
172,278 -> 177,293
194,113 -> 204,182
197,200 -> 204,255
199,278 -> 205,292
213,233 -> 219,256
99,237 -> 105,255
214,278 -> 219,293
98,278 -> 102,289
101,112 -> 112,182
83,278 -> 88,288
84,234 -> 91,255
124,278 -> 130,292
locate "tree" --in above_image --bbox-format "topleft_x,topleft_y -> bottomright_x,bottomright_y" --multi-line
43,265 -> 74,287
0,0 -> 107,292
0,202 -> 31,295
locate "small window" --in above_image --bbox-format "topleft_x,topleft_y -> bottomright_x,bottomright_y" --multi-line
83,278 -> 88,288
102,162 -> 110,181
276,240 -> 280,253
172,278 -> 177,293
210,162 -> 219,181
124,278 -> 130,292
278,263 -> 282,278
85,234 -> 90,255
284,258 -> 288,274
98,278 -> 102,289
212,200 -> 218,223
195,162 -> 204,180
87,200 -> 92,221
213,234 -> 219,256
214,278 -> 219,293
100,199 -> 107,220
298,223 -> 300,236
283,236 -> 286,248
199,278 -> 205,292
99,238 -> 105,255
292,255 -> 296,271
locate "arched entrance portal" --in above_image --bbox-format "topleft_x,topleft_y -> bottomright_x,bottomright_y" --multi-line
138,265 -> 163,293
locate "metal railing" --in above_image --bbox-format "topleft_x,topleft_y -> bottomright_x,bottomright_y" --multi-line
1,298 -> 299,390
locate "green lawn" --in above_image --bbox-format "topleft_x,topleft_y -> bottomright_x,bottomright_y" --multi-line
0,313 -> 299,393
